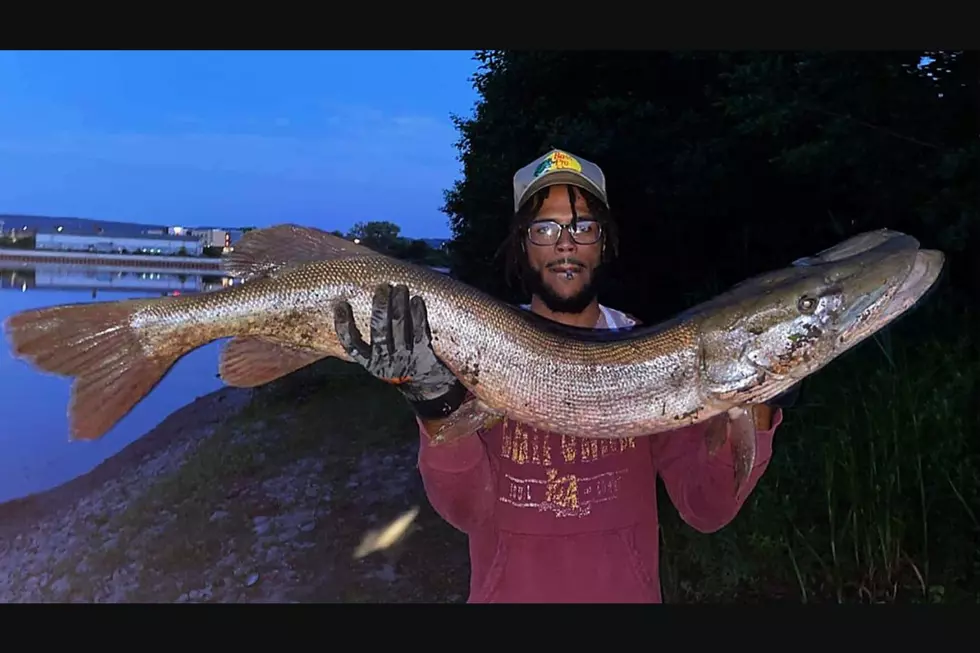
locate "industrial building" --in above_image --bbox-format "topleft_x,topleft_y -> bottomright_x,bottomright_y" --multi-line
185,227 -> 236,250
157,226 -> 244,251
34,229 -> 203,256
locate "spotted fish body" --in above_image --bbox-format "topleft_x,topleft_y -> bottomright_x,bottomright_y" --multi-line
4,225 -> 945,495
128,253 -> 709,439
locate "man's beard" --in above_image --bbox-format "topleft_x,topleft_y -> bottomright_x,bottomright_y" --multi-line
523,258 -> 604,314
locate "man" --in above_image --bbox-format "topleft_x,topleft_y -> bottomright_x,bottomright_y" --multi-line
332,148 -> 790,603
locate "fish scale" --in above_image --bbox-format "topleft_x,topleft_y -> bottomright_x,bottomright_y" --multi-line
3,225 -> 944,496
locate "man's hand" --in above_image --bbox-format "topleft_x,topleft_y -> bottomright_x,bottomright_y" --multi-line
751,404 -> 773,431
333,283 -> 468,420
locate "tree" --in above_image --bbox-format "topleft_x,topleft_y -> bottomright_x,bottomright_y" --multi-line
437,50 -> 980,603
346,221 -> 402,254
441,51 -> 978,320
391,237 -> 432,262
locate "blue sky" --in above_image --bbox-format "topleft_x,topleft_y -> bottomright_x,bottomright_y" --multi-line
0,51 -> 480,239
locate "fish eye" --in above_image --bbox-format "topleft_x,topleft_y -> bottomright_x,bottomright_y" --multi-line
797,296 -> 817,314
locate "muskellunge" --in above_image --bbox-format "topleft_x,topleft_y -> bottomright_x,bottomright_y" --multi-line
3,225 -> 944,494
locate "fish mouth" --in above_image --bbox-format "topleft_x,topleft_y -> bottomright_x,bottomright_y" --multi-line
775,243 -> 944,383
836,248 -> 945,347
704,232 -> 945,396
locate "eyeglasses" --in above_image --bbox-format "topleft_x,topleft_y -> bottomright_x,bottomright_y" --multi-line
526,219 -> 602,246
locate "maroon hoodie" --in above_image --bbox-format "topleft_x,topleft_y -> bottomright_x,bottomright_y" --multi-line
416,304 -> 782,602
417,408 -> 782,603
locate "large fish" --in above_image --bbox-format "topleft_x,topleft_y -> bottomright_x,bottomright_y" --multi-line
2,225 -> 944,496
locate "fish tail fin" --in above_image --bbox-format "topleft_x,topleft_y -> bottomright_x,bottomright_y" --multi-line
4,299 -> 183,441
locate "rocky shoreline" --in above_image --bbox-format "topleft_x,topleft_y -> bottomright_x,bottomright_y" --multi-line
0,364 -> 471,603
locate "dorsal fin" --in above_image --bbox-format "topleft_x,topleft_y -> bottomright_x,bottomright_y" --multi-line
222,224 -> 382,280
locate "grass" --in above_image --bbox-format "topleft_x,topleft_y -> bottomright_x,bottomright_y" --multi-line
658,296 -> 979,603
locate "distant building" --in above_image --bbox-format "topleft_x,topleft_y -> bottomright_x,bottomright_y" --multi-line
0,213 -> 169,239
0,214 -> 253,255
168,226 -> 245,252
34,229 -> 203,256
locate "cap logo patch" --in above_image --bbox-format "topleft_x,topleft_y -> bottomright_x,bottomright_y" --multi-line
533,150 -> 582,178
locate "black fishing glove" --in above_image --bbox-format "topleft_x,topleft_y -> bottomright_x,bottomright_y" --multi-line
333,283 -> 468,420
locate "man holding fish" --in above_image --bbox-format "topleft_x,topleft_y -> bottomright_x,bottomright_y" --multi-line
6,145 -> 939,603
332,149 -> 794,603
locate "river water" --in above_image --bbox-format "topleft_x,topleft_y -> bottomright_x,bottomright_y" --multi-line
0,262 -> 234,503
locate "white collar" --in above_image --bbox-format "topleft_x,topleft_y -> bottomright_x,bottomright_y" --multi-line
518,303 -> 635,331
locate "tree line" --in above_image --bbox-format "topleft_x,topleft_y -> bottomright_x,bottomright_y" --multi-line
328,221 -> 450,268
442,51 -> 976,318
431,50 -> 979,603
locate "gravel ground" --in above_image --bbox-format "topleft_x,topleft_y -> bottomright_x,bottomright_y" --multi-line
0,363 -> 471,603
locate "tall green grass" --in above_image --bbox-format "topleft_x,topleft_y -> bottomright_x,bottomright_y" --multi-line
660,294 -> 979,603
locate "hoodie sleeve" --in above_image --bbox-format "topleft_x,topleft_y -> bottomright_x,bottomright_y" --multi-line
416,417 -> 496,534
652,407 -> 783,534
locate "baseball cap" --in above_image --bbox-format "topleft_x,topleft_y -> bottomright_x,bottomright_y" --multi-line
512,148 -> 609,212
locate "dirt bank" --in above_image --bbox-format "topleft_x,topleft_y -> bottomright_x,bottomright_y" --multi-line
0,360 -> 471,602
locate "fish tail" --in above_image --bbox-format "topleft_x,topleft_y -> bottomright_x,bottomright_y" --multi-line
4,299 -> 185,441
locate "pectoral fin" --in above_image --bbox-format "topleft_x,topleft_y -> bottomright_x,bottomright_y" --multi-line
727,406 -> 758,501
428,398 -> 504,445
705,413 -> 729,456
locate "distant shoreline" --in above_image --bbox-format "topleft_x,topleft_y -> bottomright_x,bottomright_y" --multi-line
0,248 -> 225,275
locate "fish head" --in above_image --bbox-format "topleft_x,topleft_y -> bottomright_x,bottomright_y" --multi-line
697,233 -> 944,403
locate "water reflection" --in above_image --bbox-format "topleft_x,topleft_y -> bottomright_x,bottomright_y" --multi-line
0,262 -> 238,504
0,262 -> 235,297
